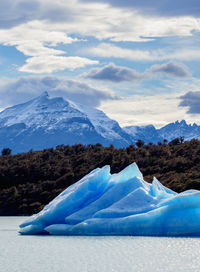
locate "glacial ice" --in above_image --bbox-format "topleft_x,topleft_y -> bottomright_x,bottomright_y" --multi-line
19,163 -> 200,236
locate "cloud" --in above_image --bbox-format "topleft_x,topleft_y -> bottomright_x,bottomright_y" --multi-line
19,56 -> 99,74
179,91 -> 200,114
84,62 -> 191,83
99,92 -> 188,128
0,1 -> 199,75
166,49 -> 200,61
150,62 -> 191,78
87,43 -> 154,61
0,0 -> 40,28
0,1 -> 199,41
0,0 -> 76,29
0,20 -> 77,46
87,43 -> 200,62
98,78 -> 200,128
15,41 -> 66,57
0,76 -> 117,108
80,0 -> 200,17
84,63 -> 145,82
0,20 -> 98,73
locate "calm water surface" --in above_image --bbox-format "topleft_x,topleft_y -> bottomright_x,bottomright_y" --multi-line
1,217 -> 200,272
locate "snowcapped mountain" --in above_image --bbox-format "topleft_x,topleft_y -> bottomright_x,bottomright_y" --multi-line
124,120 -> 200,144
0,92 -> 199,154
0,92 -> 131,153
157,120 -> 200,142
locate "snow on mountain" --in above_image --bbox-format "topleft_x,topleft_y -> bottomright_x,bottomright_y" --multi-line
123,124 -> 163,144
0,92 -> 199,154
0,92 -> 131,153
0,91 -> 87,129
157,120 -> 200,142
124,120 -> 200,144
69,102 -> 130,142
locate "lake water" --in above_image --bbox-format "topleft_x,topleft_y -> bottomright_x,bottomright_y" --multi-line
1,217 -> 200,272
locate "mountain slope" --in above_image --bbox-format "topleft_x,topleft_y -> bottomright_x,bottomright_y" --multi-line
0,92 -> 200,154
123,120 -> 200,144
157,120 -> 200,141
0,92 -> 131,153
123,125 -> 163,144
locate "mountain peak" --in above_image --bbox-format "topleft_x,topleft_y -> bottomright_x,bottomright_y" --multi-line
36,91 -> 49,101
40,91 -> 49,98
158,119 -> 200,141
31,91 -> 50,105
175,120 -> 187,126
0,92 -> 131,153
179,120 -> 187,126
0,93 -> 200,154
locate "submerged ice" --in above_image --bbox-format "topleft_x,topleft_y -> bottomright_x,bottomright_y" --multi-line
19,163 -> 200,236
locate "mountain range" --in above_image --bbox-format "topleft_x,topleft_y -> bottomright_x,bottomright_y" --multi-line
0,92 -> 199,154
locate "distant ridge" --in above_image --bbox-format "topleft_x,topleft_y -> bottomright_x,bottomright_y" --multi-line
157,120 -> 200,141
0,92 -> 199,153
125,120 -> 200,144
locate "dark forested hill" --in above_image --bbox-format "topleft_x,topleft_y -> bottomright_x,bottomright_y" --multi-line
1,139 -> 200,215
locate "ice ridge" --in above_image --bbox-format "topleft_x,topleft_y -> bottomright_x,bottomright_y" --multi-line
19,163 -> 200,236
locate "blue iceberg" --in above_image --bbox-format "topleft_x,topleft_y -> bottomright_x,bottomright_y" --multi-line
19,163 -> 200,236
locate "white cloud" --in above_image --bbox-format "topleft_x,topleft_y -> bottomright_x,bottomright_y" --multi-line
0,1 -> 200,74
1,0 -> 200,38
0,20 -> 98,73
0,20 -> 76,45
87,43 -> 200,62
99,77 -> 200,128
168,49 -> 200,61
44,5 -> 200,42
86,43 -> 154,61
19,55 -> 99,73
15,41 -> 66,57
99,93 -> 189,128
0,1 -> 200,42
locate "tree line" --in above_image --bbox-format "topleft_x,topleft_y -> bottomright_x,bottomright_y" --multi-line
0,138 -> 200,215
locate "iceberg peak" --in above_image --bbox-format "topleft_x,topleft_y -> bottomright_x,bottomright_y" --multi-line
110,162 -> 143,184
19,163 -> 200,236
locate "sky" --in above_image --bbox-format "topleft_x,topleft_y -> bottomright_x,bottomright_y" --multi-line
0,0 -> 200,128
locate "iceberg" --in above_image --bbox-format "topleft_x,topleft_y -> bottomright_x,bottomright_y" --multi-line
19,163 -> 200,236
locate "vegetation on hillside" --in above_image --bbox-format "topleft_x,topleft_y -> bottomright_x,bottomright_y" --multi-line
1,138 -> 200,215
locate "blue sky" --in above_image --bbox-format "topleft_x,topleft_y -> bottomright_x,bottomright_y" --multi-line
0,0 -> 200,128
